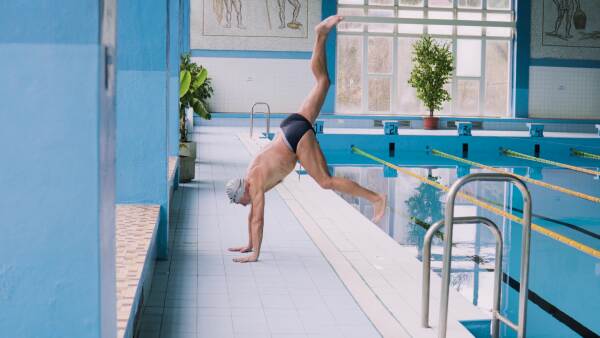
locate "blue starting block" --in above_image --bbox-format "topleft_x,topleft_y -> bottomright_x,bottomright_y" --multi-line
383,121 -> 399,135
384,166 -> 398,178
456,122 -> 472,136
596,124 -> 600,136
314,120 -> 324,134
527,123 -> 544,137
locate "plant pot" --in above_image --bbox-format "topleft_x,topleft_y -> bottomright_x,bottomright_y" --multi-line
423,117 -> 439,130
179,142 -> 197,183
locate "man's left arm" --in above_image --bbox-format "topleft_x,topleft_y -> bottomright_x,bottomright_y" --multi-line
233,190 -> 264,263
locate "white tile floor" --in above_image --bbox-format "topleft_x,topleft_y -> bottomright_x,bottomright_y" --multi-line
137,127 -> 381,338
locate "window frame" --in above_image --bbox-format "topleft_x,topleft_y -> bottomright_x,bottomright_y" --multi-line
336,0 -> 515,117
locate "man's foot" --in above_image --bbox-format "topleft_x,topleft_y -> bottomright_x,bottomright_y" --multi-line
315,15 -> 344,36
371,194 -> 386,223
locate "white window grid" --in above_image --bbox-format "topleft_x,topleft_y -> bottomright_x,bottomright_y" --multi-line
336,0 -> 515,117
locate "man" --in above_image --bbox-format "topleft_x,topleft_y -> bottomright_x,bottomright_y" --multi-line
225,15 -> 386,263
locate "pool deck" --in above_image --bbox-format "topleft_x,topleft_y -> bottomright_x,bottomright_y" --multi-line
137,126 -> 382,338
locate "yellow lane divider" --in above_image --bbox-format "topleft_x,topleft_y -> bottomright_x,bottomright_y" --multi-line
502,148 -> 600,176
351,146 -> 600,259
431,149 -> 600,204
571,148 -> 600,161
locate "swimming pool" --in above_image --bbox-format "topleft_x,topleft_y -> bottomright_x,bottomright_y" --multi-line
317,135 -> 600,338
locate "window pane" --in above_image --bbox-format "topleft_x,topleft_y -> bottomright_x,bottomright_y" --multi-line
397,38 -> 423,115
400,0 -> 423,6
428,10 -> 452,35
368,37 -> 393,74
486,13 -> 512,37
488,0 -> 510,9
368,9 -> 394,33
370,0 -> 394,5
485,41 -> 509,115
429,0 -> 452,7
456,79 -> 480,115
338,0 -> 364,4
458,0 -> 482,8
337,36 -> 363,113
457,12 -> 482,36
398,10 -> 424,34
368,77 -> 391,112
338,8 -> 365,32
457,39 -> 481,77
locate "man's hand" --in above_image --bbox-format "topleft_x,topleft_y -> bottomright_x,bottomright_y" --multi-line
233,253 -> 258,263
228,245 -> 253,253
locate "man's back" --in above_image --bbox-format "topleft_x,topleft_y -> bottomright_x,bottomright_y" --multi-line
246,135 -> 297,193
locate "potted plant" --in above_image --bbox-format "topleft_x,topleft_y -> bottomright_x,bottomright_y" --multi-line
408,35 -> 454,130
179,53 -> 213,182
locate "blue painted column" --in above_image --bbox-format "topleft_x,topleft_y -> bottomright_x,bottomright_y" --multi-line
169,0 -> 181,156
117,0 -> 170,258
0,1 -> 117,337
514,0 -> 531,118
322,0 -> 338,114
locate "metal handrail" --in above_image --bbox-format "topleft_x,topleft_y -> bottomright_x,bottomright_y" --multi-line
421,216 -> 503,338
435,173 -> 532,338
250,102 -> 271,138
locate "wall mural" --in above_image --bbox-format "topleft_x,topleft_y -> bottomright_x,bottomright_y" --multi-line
532,0 -> 600,60
191,0 -> 321,52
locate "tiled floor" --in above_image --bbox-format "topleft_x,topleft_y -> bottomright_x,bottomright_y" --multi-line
137,127 -> 380,338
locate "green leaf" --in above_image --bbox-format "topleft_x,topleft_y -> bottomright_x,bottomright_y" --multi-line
192,99 -> 210,119
179,70 -> 191,98
192,68 -> 208,89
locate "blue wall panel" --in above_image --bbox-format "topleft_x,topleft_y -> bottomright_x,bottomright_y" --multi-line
169,0 -> 181,156
117,0 -> 170,258
0,1 -> 116,337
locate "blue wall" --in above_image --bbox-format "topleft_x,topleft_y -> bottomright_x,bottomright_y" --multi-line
0,1 -> 116,337
117,0 -> 170,258
169,0 -> 181,156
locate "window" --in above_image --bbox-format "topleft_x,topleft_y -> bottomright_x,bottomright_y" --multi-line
336,0 -> 514,117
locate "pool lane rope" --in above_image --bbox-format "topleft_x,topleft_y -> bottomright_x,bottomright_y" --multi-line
351,146 -> 600,259
431,149 -> 600,204
571,148 -> 600,161
502,148 -> 600,177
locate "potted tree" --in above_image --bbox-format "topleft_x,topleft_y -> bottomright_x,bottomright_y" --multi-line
179,54 -> 213,182
408,35 -> 454,130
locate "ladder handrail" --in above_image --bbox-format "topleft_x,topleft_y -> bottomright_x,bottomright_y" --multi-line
421,216 -> 503,338
437,173 -> 532,338
250,102 -> 271,137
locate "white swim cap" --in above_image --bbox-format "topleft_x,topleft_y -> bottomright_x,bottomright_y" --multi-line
225,178 -> 246,203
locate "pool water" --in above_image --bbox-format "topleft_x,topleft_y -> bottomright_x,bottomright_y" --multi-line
326,152 -> 600,337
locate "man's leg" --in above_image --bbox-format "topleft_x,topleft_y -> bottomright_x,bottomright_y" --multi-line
296,132 -> 386,223
297,15 -> 343,124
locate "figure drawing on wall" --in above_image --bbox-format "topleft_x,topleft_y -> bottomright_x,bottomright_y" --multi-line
277,0 -> 302,30
213,0 -> 246,29
544,0 -> 600,43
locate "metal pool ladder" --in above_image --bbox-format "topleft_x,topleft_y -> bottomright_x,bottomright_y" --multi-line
250,102 -> 271,138
421,173 -> 533,338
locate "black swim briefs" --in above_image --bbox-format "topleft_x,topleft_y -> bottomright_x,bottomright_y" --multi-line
280,113 -> 314,153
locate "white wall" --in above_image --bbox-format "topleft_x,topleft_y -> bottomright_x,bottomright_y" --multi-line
529,66 -> 600,119
193,57 -> 314,114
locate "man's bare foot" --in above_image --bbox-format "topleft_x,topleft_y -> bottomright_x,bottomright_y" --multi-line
371,194 -> 386,223
315,15 -> 344,36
